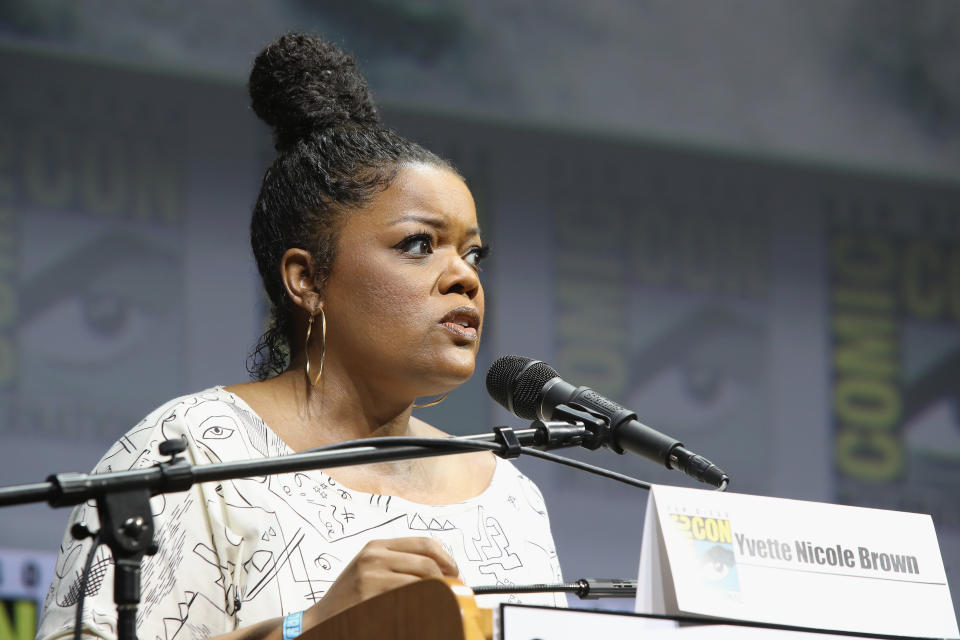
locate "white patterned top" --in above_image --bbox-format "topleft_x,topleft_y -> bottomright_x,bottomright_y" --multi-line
36,387 -> 565,640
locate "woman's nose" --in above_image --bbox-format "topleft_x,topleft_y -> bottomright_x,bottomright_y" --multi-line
438,252 -> 481,298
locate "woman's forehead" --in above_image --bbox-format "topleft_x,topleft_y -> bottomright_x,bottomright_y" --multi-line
355,164 -> 479,232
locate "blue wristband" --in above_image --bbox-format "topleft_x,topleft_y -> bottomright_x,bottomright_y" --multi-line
282,610 -> 303,640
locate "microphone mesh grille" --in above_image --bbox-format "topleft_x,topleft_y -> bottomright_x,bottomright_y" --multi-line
510,360 -> 559,419
485,355 -> 560,420
485,355 -> 530,409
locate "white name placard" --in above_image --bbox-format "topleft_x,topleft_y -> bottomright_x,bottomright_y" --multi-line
500,604 -> 891,639
636,484 -> 959,639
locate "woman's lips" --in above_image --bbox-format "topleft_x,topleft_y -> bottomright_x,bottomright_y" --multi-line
440,321 -> 478,340
439,307 -> 480,341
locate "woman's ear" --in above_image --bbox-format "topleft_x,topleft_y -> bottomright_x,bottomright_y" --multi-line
281,248 -> 322,313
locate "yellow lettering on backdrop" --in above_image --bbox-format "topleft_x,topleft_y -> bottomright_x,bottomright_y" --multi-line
0,600 -> 37,640
830,233 -> 903,483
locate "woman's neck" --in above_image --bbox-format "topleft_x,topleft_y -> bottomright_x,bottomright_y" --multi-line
225,368 -> 496,504
227,366 -> 420,452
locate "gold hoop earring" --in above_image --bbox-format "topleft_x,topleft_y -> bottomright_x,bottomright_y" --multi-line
304,309 -> 326,388
412,393 -> 449,409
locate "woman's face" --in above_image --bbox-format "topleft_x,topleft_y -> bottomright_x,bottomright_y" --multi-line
319,163 -> 485,398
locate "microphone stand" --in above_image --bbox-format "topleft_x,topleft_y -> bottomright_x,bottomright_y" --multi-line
0,406 -> 608,640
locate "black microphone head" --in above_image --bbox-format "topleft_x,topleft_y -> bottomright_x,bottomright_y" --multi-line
486,355 -> 560,420
486,355 -> 532,411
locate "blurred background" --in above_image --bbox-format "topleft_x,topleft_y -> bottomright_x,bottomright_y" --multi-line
1,0 -> 959,631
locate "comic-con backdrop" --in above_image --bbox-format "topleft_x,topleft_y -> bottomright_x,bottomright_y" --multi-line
1,48 -> 958,636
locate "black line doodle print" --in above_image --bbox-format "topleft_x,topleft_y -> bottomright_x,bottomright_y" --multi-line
37,387 -> 565,640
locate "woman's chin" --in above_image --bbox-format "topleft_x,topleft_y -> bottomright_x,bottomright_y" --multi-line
418,356 -> 476,391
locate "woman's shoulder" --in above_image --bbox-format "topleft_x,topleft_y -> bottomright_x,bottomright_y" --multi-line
94,386 -> 279,472
140,385 -> 236,417
134,386 -> 255,440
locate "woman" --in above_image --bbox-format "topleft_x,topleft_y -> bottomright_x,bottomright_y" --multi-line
36,33 -> 564,640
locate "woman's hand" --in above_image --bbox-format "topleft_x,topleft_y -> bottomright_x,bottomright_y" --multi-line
303,537 -> 460,627
201,537 -> 460,640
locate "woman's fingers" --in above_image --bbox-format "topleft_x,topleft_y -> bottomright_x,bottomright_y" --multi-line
306,536 -> 462,626
369,537 -> 459,578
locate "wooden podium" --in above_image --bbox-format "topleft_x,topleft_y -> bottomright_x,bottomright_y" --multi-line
300,578 -> 493,640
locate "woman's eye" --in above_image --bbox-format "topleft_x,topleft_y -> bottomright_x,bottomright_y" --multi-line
396,233 -> 433,256
463,245 -> 490,271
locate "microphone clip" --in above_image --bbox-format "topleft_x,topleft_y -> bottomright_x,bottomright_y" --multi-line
549,403 -> 611,451
492,426 -> 522,459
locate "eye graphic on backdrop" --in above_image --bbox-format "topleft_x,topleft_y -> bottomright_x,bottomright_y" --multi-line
901,349 -> 960,456
624,307 -> 764,433
83,292 -> 133,337
23,293 -> 153,364
18,233 -> 178,367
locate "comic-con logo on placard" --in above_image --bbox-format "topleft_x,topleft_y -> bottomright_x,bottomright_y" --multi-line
669,514 -> 740,592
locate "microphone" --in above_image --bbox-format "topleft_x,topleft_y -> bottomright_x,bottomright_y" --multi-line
486,355 -> 729,489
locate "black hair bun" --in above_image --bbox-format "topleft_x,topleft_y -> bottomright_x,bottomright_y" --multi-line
249,33 -> 380,148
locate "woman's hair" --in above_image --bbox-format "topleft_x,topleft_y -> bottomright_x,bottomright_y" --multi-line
247,33 -> 452,380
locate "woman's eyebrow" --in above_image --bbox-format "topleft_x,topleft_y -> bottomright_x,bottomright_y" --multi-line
391,214 -> 481,237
